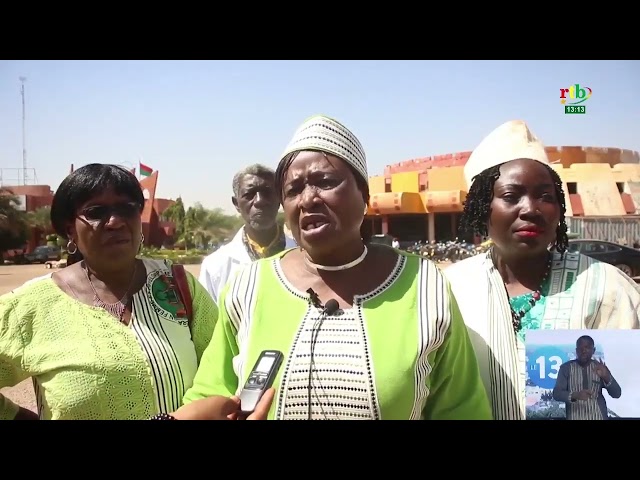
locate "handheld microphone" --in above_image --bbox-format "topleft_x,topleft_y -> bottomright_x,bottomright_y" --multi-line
306,291 -> 340,420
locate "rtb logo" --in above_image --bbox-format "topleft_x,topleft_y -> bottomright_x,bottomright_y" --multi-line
560,83 -> 592,114
560,84 -> 592,105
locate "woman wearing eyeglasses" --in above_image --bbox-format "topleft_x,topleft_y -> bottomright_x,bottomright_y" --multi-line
0,163 -> 225,420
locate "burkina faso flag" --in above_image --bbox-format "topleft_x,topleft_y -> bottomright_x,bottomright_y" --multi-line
140,162 -> 153,177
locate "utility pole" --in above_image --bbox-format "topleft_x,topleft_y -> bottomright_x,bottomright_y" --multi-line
19,76 -> 27,185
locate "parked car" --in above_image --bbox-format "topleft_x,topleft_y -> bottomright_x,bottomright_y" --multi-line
45,258 -> 68,269
24,245 -> 62,264
2,247 -> 28,264
567,239 -> 640,278
370,234 -> 394,247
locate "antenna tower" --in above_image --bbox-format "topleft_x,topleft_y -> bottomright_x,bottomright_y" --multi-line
19,76 -> 27,185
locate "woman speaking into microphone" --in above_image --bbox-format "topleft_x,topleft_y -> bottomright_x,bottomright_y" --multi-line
176,115 -> 492,420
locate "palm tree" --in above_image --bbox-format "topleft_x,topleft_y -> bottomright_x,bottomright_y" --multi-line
179,204 -> 243,249
27,206 -> 53,244
0,188 -> 29,253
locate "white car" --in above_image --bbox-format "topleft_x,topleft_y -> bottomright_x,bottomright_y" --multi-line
45,258 -> 68,269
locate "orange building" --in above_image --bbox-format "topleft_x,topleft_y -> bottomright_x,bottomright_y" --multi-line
137,170 -> 177,247
1,166 -> 176,251
0,184 -> 54,212
365,146 -> 640,243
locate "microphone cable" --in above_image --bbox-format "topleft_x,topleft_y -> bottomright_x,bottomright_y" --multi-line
306,288 -> 339,420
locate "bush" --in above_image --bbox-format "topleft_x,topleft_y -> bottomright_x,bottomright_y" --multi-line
138,246 -> 207,265
46,234 -> 59,246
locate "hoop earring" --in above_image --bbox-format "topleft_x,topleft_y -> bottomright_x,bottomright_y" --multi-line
67,240 -> 78,255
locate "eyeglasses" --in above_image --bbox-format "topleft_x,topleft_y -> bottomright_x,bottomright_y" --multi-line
78,201 -> 143,225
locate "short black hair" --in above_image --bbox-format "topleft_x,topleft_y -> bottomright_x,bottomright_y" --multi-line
275,150 -> 371,244
458,161 -> 569,254
51,163 -> 145,239
576,335 -> 595,347
66,250 -> 84,266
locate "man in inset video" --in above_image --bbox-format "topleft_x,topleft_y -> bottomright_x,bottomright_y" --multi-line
552,335 -> 622,420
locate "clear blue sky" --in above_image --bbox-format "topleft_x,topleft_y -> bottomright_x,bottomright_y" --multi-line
0,60 -> 638,214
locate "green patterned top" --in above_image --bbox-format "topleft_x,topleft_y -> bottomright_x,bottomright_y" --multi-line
184,250 -> 493,420
0,258 -> 218,420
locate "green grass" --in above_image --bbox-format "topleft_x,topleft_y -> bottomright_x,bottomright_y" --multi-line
138,247 -> 208,264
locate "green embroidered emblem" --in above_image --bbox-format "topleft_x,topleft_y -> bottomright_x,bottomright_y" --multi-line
146,269 -> 188,326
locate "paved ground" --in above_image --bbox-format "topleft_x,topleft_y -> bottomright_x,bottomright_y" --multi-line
0,260 -> 454,415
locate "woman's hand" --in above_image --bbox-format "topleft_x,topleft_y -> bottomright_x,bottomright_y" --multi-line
229,388 -> 275,420
172,388 -> 275,420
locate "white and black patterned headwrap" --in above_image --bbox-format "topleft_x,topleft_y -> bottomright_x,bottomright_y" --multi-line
278,115 -> 368,184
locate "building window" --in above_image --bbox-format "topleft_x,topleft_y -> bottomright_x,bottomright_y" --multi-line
567,182 -> 577,194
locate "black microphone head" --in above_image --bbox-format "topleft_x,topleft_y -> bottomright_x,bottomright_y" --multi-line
324,299 -> 340,315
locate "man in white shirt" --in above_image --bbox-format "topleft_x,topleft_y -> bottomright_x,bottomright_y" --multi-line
199,164 -> 295,303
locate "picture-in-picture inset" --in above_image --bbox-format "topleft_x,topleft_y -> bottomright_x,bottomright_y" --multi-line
525,329 -> 640,420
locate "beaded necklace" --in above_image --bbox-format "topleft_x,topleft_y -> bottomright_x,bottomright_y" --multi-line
83,260 -> 138,323
491,249 -> 552,335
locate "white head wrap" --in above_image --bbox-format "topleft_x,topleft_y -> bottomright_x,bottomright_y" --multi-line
279,114 -> 368,184
464,120 -> 550,189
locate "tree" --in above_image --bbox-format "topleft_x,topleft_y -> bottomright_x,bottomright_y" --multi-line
163,196 -> 186,240
527,404 -> 566,419
0,189 -> 29,253
27,206 -> 53,244
540,391 -> 554,401
179,203 -> 243,249
162,197 -> 247,250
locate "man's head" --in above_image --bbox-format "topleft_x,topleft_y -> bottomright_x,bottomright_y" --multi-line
576,335 -> 595,364
231,164 -> 280,232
